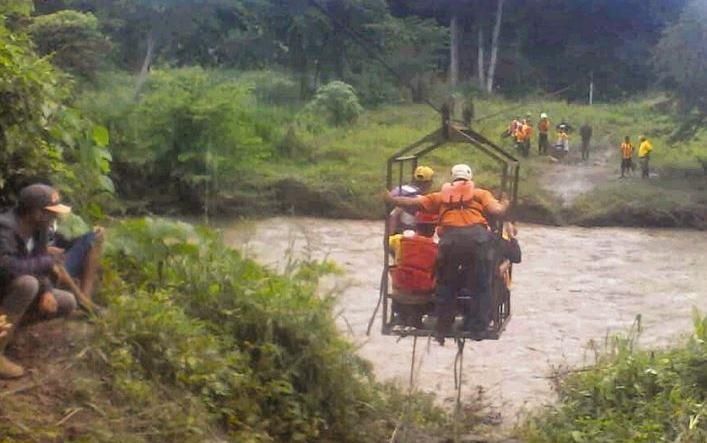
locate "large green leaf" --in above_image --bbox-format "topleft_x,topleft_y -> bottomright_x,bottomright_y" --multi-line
92,125 -> 110,147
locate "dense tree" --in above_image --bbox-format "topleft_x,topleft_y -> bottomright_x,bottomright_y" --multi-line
28,10 -> 110,79
0,3 -> 112,213
655,0 -> 707,139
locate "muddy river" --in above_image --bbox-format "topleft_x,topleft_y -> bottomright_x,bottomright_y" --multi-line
217,217 -> 706,426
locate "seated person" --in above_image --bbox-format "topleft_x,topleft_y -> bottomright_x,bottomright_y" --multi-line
388,212 -> 438,328
388,166 -> 434,234
0,184 -> 77,378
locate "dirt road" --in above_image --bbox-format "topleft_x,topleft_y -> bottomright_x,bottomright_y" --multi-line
219,217 -> 707,426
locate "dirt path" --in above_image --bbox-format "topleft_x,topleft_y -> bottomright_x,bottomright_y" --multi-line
538,137 -> 615,206
220,217 -> 707,428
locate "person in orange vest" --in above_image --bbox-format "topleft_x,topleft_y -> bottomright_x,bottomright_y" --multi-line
505,116 -> 521,139
522,118 -> 533,157
620,136 -> 634,178
385,164 -> 509,339
388,211 -> 438,328
537,113 -> 550,155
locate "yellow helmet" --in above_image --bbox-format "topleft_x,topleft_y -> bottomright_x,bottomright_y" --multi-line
414,166 -> 434,182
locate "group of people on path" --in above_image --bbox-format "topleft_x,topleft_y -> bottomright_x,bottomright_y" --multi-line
384,165 -> 520,342
0,184 -> 103,378
507,113 -> 656,179
506,113 -> 593,161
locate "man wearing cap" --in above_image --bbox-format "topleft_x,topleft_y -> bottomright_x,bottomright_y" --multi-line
388,165 -> 435,235
385,164 -> 509,339
0,183 -> 78,378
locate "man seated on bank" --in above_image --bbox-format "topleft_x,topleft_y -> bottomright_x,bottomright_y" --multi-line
385,164 -> 509,339
0,184 -> 80,378
388,211 -> 438,328
388,166 -> 435,235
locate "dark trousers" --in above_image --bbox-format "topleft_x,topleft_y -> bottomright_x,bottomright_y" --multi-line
620,158 -> 632,177
581,140 -> 590,160
434,226 -> 494,334
640,156 -> 650,178
538,133 -> 549,155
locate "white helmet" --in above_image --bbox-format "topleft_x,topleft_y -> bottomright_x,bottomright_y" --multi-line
540,112 -> 548,119
451,164 -> 473,181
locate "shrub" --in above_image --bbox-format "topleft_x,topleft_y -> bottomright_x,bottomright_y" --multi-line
304,81 -> 364,126
98,218 -> 383,441
517,313 -> 707,442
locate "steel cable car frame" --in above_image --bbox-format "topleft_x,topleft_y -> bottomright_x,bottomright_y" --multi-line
380,108 -> 520,342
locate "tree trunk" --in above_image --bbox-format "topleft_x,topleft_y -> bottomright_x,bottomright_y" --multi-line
134,32 -> 155,98
449,13 -> 460,87
486,0 -> 505,93
477,27 -> 486,90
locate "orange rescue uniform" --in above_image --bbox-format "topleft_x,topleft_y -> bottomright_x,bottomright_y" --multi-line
417,183 -> 499,229
621,142 -> 634,159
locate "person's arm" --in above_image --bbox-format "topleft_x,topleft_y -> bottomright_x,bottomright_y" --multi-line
477,190 -> 510,216
0,230 -> 54,278
383,192 -> 423,209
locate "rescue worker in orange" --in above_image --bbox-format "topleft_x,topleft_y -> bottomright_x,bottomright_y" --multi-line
385,164 -> 509,338
538,113 -> 550,155
388,212 -> 438,328
505,116 -> 522,139
620,136 -> 634,178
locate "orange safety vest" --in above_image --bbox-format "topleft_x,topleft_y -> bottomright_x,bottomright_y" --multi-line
538,119 -> 550,133
621,142 -> 633,159
390,235 -> 438,294
438,180 -> 475,218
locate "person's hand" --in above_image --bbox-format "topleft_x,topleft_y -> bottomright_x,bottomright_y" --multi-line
0,314 -> 12,339
47,246 -> 65,264
38,291 -> 58,315
93,226 -> 105,244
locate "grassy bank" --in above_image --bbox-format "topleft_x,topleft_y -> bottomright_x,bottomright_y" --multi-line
78,70 -> 705,228
516,314 -> 707,442
214,98 -> 705,228
1,218 -> 484,442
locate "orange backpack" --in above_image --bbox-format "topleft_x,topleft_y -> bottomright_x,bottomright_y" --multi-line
390,236 -> 437,294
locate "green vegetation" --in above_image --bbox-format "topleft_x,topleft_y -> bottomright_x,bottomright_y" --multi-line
0,10 -> 112,214
1,0 -> 706,441
0,217 -> 481,441
517,313 -> 707,442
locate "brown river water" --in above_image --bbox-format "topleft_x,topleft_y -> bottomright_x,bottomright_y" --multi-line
216,217 -> 706,426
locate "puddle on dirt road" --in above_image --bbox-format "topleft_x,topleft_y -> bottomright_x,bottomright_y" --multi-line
216,217 -> 707,426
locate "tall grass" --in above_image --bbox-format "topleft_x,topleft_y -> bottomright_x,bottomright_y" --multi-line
517,312 -> 707,442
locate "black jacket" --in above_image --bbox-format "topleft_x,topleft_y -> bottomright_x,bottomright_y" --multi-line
0,209 -> 54,291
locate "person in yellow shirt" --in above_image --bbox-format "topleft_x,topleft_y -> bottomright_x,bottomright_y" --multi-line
620,136 -> 634,178
638,136 -> 653,179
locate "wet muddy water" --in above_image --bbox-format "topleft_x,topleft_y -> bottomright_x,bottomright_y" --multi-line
217,217 -> 707,425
